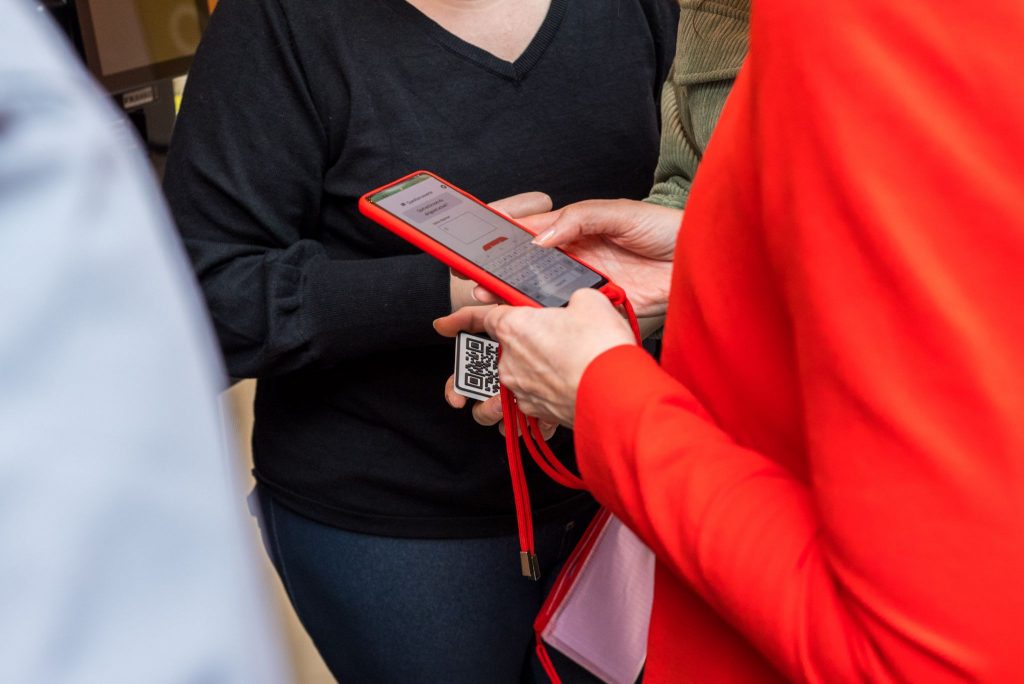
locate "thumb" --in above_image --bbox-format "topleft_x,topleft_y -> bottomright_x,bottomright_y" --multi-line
488,192 -> 553,220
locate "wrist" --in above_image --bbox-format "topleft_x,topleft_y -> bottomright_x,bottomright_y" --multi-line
572,337 -> 637,397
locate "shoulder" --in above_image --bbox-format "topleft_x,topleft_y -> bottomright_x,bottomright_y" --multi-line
207,0 -> 387,39
272,0 -> 397,27
674,0 -> 748,84
622,0 -> 680,81
633,0 -> 682,35
680,0 -> 749,20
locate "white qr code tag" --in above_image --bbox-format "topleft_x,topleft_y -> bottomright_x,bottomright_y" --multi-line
454,332 -> 500,402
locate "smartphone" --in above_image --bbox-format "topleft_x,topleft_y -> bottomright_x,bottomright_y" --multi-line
359,171 -> 609,308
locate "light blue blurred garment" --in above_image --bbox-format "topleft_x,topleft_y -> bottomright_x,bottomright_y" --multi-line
0,3 -> 288,682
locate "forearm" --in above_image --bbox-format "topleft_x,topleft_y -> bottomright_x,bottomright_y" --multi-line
300,251 -> 452,365
573,346 -> 1011,683
573,347 -> 832,680
194,241 -> 450,378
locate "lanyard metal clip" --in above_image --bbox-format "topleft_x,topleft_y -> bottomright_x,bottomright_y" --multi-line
520,551 -> 541,581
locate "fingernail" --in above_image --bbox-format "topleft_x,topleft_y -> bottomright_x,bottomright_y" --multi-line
533,229 -> 556,246
431,319 -> 441,331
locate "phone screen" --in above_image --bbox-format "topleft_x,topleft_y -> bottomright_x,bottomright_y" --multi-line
370,174 -> 605,307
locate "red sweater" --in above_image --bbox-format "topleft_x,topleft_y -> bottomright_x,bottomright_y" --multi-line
574,0 -> 1024,681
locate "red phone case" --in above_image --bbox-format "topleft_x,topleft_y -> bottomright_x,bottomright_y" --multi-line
358,170 -> 616,308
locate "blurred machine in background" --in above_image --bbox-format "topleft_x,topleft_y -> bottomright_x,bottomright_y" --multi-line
41,0 -> 209,174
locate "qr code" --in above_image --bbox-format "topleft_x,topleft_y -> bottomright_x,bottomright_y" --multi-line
454,332 -> 500,401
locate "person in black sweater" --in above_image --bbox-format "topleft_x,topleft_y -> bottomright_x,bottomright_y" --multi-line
164,0 -> 676,681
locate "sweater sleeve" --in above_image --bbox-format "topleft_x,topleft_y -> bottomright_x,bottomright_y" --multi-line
575,348 -> 840,679
163,0 -> 451,379
576,329 -> 1024,683
573,0 -> 1024,678
645,0 -> 748,209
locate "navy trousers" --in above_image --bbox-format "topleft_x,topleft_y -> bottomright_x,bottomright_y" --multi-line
255,487 -> 603,683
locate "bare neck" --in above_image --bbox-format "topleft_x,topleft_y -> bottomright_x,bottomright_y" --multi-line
404,0 -> 551,63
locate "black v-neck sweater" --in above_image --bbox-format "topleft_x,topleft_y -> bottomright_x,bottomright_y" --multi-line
164,0 -> 678,538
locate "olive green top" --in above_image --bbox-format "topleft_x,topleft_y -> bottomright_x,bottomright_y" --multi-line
647,0 -> 750,208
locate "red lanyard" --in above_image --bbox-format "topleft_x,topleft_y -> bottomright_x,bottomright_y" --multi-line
499,285 -> 641,580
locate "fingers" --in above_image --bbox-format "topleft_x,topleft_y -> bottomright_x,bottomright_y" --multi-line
531,199 -> 630,247
493,416 -> 555,440
433,304 -> 498,337
449,380 -> 557,440
488,192 -> 553,220
517,209 -> 563,235
445,375 -> 503,435
449,271 -> 502,305
449,271 -> 484,311
498,419 -> 555,439
435,303 -> 518,343
471,395 -> 503,426
472,286 -> 501,304
567,285 -> 616,310
444,375 -> 467,409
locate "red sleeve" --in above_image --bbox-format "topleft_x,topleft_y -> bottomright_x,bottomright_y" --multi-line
573,0 -> 1024,680
575,348 -> 851,680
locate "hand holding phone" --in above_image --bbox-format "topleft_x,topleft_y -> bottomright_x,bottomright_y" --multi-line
449,191 -> 555,309
359,171 -> 611,308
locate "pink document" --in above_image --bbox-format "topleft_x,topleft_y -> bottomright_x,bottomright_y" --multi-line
540,514 -> 655,684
